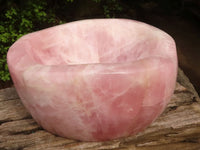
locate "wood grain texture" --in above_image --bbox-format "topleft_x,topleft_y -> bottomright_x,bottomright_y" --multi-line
0,68 -> 200,150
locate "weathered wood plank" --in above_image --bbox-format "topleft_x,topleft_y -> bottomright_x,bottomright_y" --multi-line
0,87 -> 19,102
0,99 -> 30,123
0,68 -> 200,150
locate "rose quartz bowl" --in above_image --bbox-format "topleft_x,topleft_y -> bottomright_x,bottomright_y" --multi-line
7,19 -> 177,141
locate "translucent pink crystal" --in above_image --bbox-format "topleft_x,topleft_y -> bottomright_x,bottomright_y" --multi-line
7,19 -> 177,141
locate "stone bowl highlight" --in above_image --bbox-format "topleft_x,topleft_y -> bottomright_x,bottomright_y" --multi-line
7,19 -> 177,141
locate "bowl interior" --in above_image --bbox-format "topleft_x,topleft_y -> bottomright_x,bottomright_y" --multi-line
27,20 -> 161,66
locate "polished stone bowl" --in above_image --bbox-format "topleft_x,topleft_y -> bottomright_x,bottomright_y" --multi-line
7,19 -> 177,141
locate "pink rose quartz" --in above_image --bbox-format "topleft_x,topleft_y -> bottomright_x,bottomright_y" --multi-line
7,19 -> 177,141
